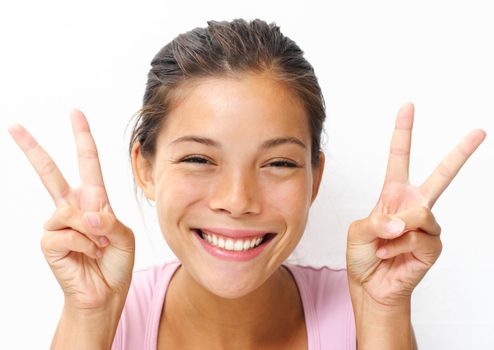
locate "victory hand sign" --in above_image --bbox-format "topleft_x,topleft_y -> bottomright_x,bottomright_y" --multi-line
346,103 -> 486,348
8,110 -> 135,325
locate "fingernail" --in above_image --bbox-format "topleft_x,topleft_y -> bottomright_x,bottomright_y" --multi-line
99,236 -> 109,246
386,219 -> 405,235
84,213 -> 99,228
96,250 -> 103,258
376,247 -> 387,258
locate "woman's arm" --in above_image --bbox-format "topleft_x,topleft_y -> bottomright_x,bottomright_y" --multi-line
350,283 -> 417,350
345,103 -> 485,349
51,302 -> 126,350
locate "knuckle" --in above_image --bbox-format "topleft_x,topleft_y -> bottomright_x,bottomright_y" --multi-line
417,205 -> 431,221
120,223 -> 135,243
390,147 -> 410,156
437,239 -> 443,255
348,221 -> 356,232
64,230 -> 78,245
408,231 -> 421,246
437,162 -> 453,178
348,219 -> 360,233
369,215 -> 381,230
40,231 -> 52,251
38,160 -> 56,177
85,243 -> 98,256
57,205 -> 74,220
78,148 -> 99,160
107,214 -> 117,230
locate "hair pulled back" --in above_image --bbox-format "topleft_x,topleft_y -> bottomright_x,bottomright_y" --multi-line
129,18 -> 326,169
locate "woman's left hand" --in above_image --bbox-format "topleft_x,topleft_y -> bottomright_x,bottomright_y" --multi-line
346,102 -> 486,307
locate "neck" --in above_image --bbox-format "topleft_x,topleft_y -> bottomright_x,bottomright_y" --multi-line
162,264 -> 304,349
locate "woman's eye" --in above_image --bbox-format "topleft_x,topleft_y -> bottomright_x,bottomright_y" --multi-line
268,160 -> 297,168
180,156 -> 211,164
179,157 -> 297,168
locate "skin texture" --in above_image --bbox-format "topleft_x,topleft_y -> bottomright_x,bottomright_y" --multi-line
9,70 -> 486,349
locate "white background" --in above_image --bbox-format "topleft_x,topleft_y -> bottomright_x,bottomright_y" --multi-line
1,0 -> 493,349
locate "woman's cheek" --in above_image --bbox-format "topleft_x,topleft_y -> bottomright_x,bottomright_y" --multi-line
262,173 -> 311,212
155,172 -> 208,225
159,169 -> 209,198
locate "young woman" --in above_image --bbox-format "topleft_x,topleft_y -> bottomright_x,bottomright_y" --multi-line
9,19 -> 486,349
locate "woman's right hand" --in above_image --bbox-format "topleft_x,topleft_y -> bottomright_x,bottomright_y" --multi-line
9,109 -> 135,313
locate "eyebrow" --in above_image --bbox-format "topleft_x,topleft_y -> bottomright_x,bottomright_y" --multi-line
169,135 -> 307,150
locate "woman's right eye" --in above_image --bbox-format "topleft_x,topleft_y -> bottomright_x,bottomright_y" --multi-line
180,156 -> 211,165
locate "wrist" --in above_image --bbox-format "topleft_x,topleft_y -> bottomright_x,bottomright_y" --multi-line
349,282 -> 413,350
51,297 -> 127,350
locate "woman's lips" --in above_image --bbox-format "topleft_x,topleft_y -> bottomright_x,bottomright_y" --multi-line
192,229 -> 275,262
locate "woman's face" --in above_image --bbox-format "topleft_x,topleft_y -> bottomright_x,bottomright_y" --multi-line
134,72 -> 324,298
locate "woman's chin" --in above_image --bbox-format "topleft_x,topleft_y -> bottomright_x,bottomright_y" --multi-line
198,270 -> 265,299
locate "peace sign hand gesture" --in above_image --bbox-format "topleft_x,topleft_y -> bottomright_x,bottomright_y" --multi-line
9,109 -> 135,313
346,103 -> 486,308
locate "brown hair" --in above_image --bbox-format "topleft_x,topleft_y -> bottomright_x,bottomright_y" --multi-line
129,18 -> 326,170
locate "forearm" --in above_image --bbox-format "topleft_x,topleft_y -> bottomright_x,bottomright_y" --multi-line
51,301 -> 125,350
350,283 -> 416,350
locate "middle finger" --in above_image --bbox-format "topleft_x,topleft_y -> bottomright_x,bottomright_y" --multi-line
383,102 -> 414,185
70,109 -> 106,188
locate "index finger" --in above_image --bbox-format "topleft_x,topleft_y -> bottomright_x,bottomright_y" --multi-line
420,128 -> 487,208
8,124 -> 71,207
70,109 -> 106,187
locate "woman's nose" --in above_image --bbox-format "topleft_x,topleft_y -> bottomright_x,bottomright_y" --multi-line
208,169 -> 261,217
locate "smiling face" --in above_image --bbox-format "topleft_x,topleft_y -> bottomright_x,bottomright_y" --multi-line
132,72 -> 324,298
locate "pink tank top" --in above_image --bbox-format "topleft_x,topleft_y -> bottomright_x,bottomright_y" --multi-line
112,259 -> 356,349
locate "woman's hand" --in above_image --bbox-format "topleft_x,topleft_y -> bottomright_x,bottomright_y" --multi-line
9,109 -> 135,313
346,102 -> 486,307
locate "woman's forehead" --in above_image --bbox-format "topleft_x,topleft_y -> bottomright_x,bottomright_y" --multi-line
160,74 -> 310,140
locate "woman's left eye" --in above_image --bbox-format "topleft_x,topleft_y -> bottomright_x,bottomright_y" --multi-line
268,160 -> 297,168
180,156 -> 211,164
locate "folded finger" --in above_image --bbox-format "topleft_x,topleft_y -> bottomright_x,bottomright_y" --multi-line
44,205 -> 133,248
349,205 -> 441,244
392,206 -> 442,237
44,205 -> 109,248
376,230 -> 442,265
41,229 -> 103,261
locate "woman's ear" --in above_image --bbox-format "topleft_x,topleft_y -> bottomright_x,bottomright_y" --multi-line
311,151 -> 325,204
131,142 -> 155,201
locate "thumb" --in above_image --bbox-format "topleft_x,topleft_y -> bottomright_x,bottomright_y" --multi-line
348,213 -> 406,244
82,211 -> 135,251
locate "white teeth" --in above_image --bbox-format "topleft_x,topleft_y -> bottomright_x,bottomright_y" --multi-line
234,240 -> 244,251
218,237 -> 225,249
225,239 -> 234,250
243,240 -> 251,250
199,230 -> 266,251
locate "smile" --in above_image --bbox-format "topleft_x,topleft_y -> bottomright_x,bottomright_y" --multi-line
200,229 -> 268,251
192,229 -> 276,261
